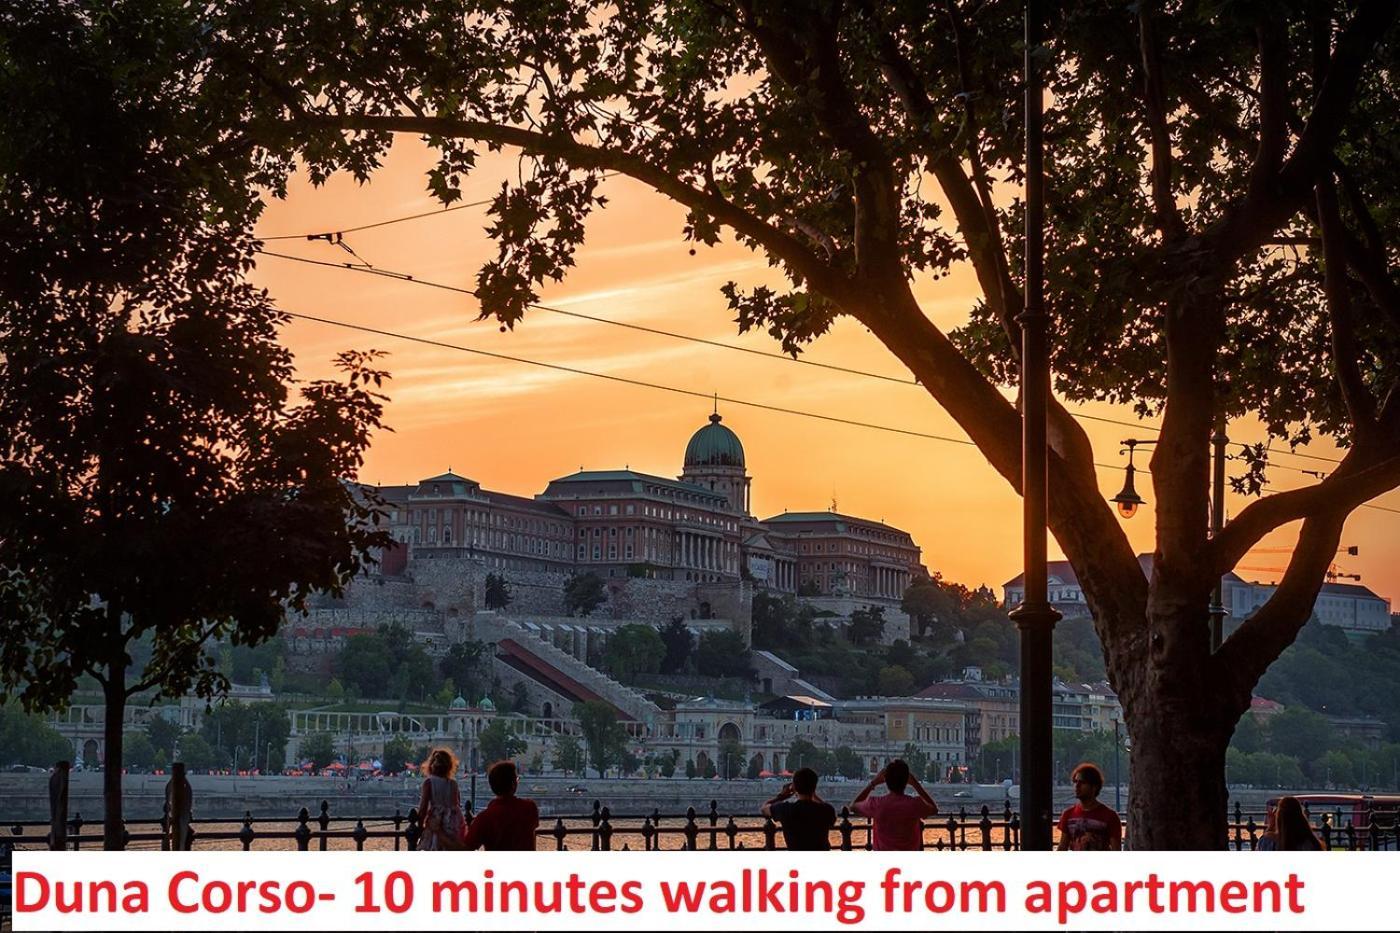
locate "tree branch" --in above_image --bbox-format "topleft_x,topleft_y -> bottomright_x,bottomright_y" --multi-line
1198,0 -> 1396,271
1138,0 -> 1186,240
734,1 -> 902,281
1315,174 -> 1379,435
1330,161 -> 1400,333
853,0 -> 1022,344
1212,452 -> 1400,574
1215,508 -> 1347,692
1246,17 -> 1290,205
300,113 -> 859,306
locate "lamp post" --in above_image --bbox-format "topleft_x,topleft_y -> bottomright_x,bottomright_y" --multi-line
1113,718 -> 1121,812
1010,0 -> 1061,852
1112,430 -> 1230,652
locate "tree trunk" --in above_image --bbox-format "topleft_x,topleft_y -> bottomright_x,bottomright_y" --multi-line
102,664 -> 126,850
1089,562 -> 1250,849
1125,702 -> 1232,849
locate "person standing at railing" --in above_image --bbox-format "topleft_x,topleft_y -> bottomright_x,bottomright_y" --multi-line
1255,807 -> 1280,851
1056,763 -> 1121,851
762,767 -> 836,851
1275,796 -> 1325,851
851,760 -> 938,851
463,760 -> 539,851
417,748 -> 467,851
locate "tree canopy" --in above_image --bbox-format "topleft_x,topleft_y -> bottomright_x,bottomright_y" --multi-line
0,0 -> 392,847
573,699 -> 628,777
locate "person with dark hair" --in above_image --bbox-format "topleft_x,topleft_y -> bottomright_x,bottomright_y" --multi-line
762,767 -> 837,850
416,747 -> 465,851
463,760 -> 539,851
1057,762 -> 1122,851
851,759 -> 938,851
1275,796 -> 1325,851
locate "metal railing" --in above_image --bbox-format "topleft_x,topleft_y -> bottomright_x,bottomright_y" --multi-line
2,799 -> 1019,852
9,798 -> 1396,853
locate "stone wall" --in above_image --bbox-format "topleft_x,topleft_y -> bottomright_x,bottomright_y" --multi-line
798,596 -> 912,644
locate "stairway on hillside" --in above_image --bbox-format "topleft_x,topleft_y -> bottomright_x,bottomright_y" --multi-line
478,618 -> 661,723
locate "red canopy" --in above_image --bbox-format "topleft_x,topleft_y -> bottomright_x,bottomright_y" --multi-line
779,769 -> 793,776
324,761 -> 346,771
758,770 -> 776,778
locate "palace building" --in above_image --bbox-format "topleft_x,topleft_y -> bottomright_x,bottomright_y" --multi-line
378,412 -> 925,603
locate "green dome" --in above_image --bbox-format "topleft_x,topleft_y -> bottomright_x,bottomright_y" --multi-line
478,695 -> 496,711
449,694 -> 467,709
684,414 -> 745,468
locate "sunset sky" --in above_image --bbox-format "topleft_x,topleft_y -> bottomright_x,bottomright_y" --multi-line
249,139 -> 1400,606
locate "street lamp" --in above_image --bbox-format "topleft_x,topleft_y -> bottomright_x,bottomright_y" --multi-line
1111,425 -> 1230,653
1010,0 -> 1061,852
1109,440 -> 1149,518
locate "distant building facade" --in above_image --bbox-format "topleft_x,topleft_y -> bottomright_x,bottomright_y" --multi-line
373,412 -> 924,602
1003,555 -> 1392,637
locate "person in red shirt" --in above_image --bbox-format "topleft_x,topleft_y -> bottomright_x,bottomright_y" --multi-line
851,759 -> 938,851
1057,762 -> 1122,851
463,760 -> 540,851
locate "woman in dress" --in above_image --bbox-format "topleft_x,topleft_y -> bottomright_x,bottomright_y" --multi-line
416,748 -> 465,850
1276,796 -> 1325,851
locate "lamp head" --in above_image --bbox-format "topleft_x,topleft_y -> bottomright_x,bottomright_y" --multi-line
1111,463 -> 1145,519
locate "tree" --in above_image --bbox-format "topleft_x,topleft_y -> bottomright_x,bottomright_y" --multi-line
901,743 -> 933,785
684,758 -> 697,780
27,0 -> 1400,849
659,751 -> 677,778
1230,714 -> 1267,756
902,575 -> 968,642
0,704 -> 72,768
604,624 -> 666,682
694,630 -> 753,679
478,719 -> 527,765
511,681 -> 531,715
382,734 -> 416,774
563,573 -> 607,618
977,737 -> 1019,784
0,5 -> 391,849
440,641 -> 490,702
552,735 -> 585,775
877,664 -> 915,697
201,701 -> 291,773
657,618 -> 694,674
847,607 -> 886,647
483,573 -> 513,611
751,592 -> 795,649
178,734 -> 226,773
717,735 -> 747,780
338,625 -> 435,700
123,732 -> 157,772
834,746 -> 865,780
786,738 -> 835,777
574,700 -> 627,777
229,638 -> 285,686
1267,707 -> 1334,763
299,733 -> 337,771
145,716 -> 183,767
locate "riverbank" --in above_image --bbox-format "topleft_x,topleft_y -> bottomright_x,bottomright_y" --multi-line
0,772 -> 1315,822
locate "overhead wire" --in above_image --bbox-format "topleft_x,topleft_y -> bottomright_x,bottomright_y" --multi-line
258,246 -> 1362,480
276,306 -> 1400,522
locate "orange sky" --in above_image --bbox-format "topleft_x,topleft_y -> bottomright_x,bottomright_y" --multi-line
249,139 -> 1400,606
